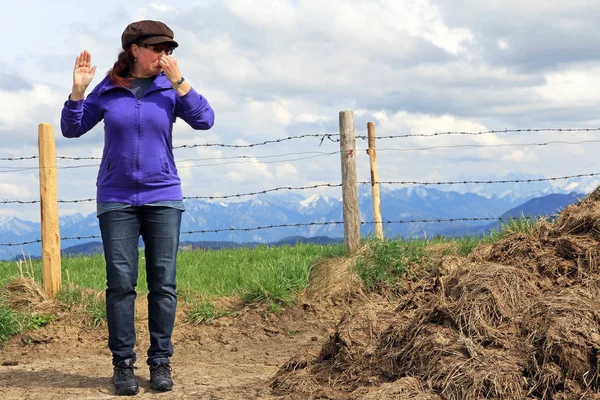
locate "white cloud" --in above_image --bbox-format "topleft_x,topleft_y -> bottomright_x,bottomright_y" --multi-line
275,163 -> 299,179
225,159 -> 273,183
294,113 -> 332,124
536,64 -> 600,106
0,85 -> 63,130
0,181 -> 33,199
149,3 -> 180,14
227,0 -> 296,28
498,39 -> 510,51
502,149 -> 531,163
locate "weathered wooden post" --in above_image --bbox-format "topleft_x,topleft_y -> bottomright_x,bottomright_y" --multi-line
339,111 -> 361,255
367,122 -> 383,240
38,123 -> 61,297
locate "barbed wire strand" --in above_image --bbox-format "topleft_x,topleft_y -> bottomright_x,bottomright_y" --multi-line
172,128 -> 600,149
3,127 -> 600,164
174,133 -> 340,149
363,172 -> 600,186
0,164 -> 100,173
2,171 -> 598,205
0,156 -> 39,161
48,151 -> 335,162
356,127 -> 600,140
185,183 -> 342,200
0,152 -> 339,173
178,152 -> 338,168
177,151 -> 335,163
0,215 -> 549,247
378,139 -> 600,153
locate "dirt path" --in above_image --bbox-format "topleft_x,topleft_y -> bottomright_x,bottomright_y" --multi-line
0,295 -> 343,400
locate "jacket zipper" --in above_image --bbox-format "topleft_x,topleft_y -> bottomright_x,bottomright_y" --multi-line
135,99 -> 141,205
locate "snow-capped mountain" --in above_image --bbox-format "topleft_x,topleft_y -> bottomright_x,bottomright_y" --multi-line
465,172 -> 600,203
0,216 -> 41,261
0,216 -> 39,235
58,213 -> 87,227
299,194 -> 341,214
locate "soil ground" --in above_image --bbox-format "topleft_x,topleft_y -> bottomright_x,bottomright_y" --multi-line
0,292 -> 346,400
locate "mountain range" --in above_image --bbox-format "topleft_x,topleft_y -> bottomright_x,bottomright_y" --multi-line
0,185 -> 591,260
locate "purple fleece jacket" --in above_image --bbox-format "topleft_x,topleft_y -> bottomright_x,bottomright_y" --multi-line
61,72 -> 214,205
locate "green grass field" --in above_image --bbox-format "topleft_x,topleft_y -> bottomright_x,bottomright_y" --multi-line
0,243 -> 348,298
0,218 -> 536,343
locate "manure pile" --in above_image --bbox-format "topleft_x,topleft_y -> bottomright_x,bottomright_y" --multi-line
272,188 -> 600,399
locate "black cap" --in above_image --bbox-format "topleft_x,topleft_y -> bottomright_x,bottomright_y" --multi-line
121,20 -> 179,50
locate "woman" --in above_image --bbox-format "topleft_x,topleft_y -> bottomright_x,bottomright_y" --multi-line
61,20 -> 214,395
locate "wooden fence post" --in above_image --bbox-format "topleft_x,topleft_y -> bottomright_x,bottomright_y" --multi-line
367,122 -> 383,240
339,111 -> 361,255
38,123 -> 61,297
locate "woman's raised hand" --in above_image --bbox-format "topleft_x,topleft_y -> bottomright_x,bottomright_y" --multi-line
158,55 -> 190,96
157,55 -> 182,84
71,50 -> 97,100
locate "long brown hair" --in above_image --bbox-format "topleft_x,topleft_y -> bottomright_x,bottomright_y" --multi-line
108,48 -> 135,87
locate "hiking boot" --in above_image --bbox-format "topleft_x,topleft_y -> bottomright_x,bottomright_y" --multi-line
149,363 -> 173,391
112,359 -> 139,396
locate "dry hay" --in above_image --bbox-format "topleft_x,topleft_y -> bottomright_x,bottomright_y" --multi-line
553,188 -> 600,239
3,277 -> 54,313
437,260 -> 540,345
270,348 -> 323,396
424,242 -> 461,261
525,285 -> 600,398
273,187 -> 600,399
470,187 -> 600,280
316,300 -> 398,387
351,377 -> 442,399
2,256 -> 51,310
472,233 -> 542,267
434,254 -> 463,278
473,225 -> 600,281
270,298 -> 400,396
380,322 -> 529,399
377,262 -> 536,399
305,253 -> 365,303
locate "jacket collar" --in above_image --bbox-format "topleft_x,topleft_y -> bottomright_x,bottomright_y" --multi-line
97,72 -> 172,96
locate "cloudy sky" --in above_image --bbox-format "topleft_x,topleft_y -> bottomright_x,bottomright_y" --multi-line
1,0 -> 600,222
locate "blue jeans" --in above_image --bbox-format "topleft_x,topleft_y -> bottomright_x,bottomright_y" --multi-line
98,206 -> 182,366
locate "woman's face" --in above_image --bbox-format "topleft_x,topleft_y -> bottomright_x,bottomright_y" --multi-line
131,43 -> 174,77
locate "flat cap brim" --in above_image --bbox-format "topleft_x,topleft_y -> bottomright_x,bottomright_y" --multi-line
137,35 -> 179,48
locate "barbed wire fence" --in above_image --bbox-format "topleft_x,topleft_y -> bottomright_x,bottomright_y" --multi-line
1,118 -> 599,251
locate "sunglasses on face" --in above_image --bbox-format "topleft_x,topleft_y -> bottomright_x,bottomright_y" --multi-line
140,43 -> 174,55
